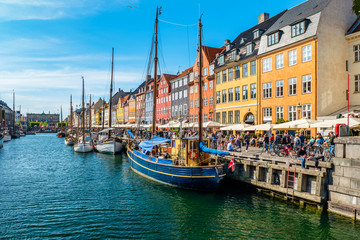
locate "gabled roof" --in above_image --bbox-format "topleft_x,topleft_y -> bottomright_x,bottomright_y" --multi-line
347,18 -> 360,35
176,66 -> 193,79
0,100 -> 12,111
203,46 -> 224,63
160,73 -> 177,86
112,89 -> 131,105
265,0 -> 331,34
132,80 -> 146,95
93,98 -> 103,111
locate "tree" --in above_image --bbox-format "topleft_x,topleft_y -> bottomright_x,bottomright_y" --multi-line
354,0 -> 360,17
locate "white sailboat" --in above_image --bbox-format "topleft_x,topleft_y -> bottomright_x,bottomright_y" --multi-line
94,48 -> 123,154
74,77 -> 93,153
65,95 -> 75,146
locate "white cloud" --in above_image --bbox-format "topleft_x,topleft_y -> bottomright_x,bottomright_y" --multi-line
0,0 -> 135,21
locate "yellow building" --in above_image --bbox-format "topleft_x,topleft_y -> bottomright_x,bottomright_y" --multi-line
214,12 -> 285,125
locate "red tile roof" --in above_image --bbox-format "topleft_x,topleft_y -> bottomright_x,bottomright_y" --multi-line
177,66 -> 193,78
202,46 -> 224,62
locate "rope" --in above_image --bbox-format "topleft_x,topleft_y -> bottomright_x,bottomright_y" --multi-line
159,19 -> 197,27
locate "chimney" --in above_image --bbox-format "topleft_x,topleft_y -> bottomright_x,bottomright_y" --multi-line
258,13 -> 270,24
224,39 -> 230,46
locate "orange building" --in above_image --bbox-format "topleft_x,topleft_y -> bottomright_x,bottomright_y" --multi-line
189,46 -> 223,123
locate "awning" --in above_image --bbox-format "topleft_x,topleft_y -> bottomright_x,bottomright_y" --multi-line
139,136 -> 171,154
220,124 -> 249,131
243,123 -> 274,131
273,119 -> 320,130
310,118 -> 360,128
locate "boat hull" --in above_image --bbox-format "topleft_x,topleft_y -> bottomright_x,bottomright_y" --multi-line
95,140 -> 123,154
0,136 -> 3,149
11,133 -> 20,139
3,135 -> 11,142
65,139 -> 74,146
73,143 -> 93,153
127,147 -> 225,191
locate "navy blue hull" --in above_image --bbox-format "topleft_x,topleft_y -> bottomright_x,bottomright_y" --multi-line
127,148 -> 225,191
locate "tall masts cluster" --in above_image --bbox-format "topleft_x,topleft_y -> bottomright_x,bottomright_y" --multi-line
152,6 -> 161,136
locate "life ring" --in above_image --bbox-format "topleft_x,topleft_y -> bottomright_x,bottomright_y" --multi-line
188,150 -> 198,161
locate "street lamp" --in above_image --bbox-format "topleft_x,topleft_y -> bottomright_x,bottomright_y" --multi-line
297,103 -> 302,120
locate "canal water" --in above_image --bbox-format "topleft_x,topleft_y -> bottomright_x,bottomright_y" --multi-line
0,133 -> 359,239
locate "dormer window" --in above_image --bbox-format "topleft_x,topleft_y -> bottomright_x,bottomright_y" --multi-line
240,38 -> 247,44
226,44 -> 230,51
291,20 -> 306,37
231,50 -> 236,61
219,55 -> 224,65
253,30 -> 259,39
246,43 -> 253,55
268,32 -> 280,46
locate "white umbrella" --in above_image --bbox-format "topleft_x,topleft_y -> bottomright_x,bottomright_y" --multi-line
243,123 -> 274,131
220,124 -> 248,131
203,121 -> 225,128
310,118 -> 360,128
273,119 -> 320,130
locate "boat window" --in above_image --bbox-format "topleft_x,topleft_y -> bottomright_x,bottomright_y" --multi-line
172,140 -> 175,148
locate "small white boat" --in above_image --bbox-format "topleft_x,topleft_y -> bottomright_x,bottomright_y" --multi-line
73,142 -> 93,153
0,135 -> 3,149
3,134 -> 11,142
95,139 -> 123,154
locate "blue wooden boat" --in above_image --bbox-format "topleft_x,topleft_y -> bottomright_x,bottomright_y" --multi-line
127,137 -> 228,191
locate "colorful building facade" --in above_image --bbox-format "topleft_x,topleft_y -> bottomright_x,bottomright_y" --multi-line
156,74 -> 176,124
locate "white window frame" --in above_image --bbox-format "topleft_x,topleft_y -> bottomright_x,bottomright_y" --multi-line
209,81 -> 213,90
289,49 -> 297,66
276,53 -> 284,69
289,77 -> 297,96
302,104 -> 312,119
288,105 -> 297,121
302,45 -> 312,62
263,57 -> 272,73
262,82 -> 272,99
276,106 -> 284,121
302,74 -> 312,94
355,74 -> 360,92
276,80 -> 284,97
263,107 -> 272,122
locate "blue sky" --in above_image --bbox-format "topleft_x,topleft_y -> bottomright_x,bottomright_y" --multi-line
0,0 -> 304,116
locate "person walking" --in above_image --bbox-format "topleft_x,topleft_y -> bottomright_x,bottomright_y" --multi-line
264,133 -> 270,151
244,132 -> 250,153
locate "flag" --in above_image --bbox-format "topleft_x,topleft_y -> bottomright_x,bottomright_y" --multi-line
228,158 -> 235,172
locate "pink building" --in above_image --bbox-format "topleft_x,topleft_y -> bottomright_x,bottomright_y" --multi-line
156,74 -> 176,124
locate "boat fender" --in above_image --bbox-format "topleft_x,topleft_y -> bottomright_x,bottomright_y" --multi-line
188,150 -> 198,161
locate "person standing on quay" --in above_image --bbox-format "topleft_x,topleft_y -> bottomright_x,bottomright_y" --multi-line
244,132 -> 250,153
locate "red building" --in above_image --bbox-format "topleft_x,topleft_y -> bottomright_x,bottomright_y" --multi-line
156,74 -> 177,124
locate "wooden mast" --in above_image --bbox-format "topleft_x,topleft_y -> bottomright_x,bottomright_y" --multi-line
89,94 -> 92,130
109,48 -> 114,128
60,105 -> 63,132
70,94 -> 73,133
82,76 -> 85,144
198,17 -> 203,144
152,6 -> 161,136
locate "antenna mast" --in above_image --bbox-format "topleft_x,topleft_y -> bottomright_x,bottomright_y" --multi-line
152,6 -> 161,136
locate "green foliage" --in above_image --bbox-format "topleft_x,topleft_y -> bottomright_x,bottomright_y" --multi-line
276,118 -> 286,124
30,122 -> 40,127
353,0 -> 360,17
57,122 -> 67,127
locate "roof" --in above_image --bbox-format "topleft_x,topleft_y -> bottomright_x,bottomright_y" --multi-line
347,18 -> 360,35
132,80 -> 146,95
231,10 -> 287,50
93,98 -> 103,111
176,66 -> 193,79
160,73 -> 177,86
265,0 -> 331,34
0,100 -> 12,111
203,46 -> 224,62
112,89 -> 131,105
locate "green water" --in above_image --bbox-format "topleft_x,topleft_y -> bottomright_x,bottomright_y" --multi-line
0,133 -> 359,239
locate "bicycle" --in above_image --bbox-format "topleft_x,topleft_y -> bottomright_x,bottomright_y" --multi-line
323,144 -> 335,162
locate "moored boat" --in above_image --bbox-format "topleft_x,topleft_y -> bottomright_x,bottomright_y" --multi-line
3,132 -> 11,142
65,137 -> 75,146
0,134 -> 3,149
74,141 -> 93,153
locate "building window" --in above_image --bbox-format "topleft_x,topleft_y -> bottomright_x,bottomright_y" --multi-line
194,114 -> 198,122
235,87 -> 240,101
209,65 -> 214,75
209,81 -> 213,90
219,55 -> 224,65
190,100 -> 193,108
263,57 -> 272,73
184,89 -> 188,98
276,54 -> 284,69
276,106 -> 283,121
203,67 -> 208,76
231,50 -> 236,61
190,72 -> 193,82
184,77 -> 188,85
179,91 -> 182,99
216,73 -> 221,84
302,104 -> 311,119
242,63 -> 248,78
289,49 -> 297,66
216,91 -> 221,104
253,30 -> 259,39
242,85 -> 248,100
276,80 -> 284,97
289,77 -> 297,96
250,84 -> 256,99
268,32 -> 279,46
263,108 -> 272,123
234,66 -> 240,79
222,89 -> 227,103
216,112 -> 220,123
291,21 -> 306,37
204,113 -> 208,122
195,99 -> 199,108
195,85 -> 198,93
190,86 -> 193,94
228,88 -> 234,102
235,110 -> 240,124
302,45 -> 312,62
288,105 -> 297,121
355,45 -> 360,62
228,111 -> 233,124
355,75 -> 360,92
228,68 -> 233,81
209,96 -> 214,105
302,74 -> 312,94
250,60 -> 256,75
204,82 -> 208,91
222,70 -> 227,82
262,82 -> 272,99
246,44 -> 253,55
204,97 -> 208,106
222,112 -> 226,124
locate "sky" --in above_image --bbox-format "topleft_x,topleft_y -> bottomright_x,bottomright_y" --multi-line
0,0 -> 305,116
